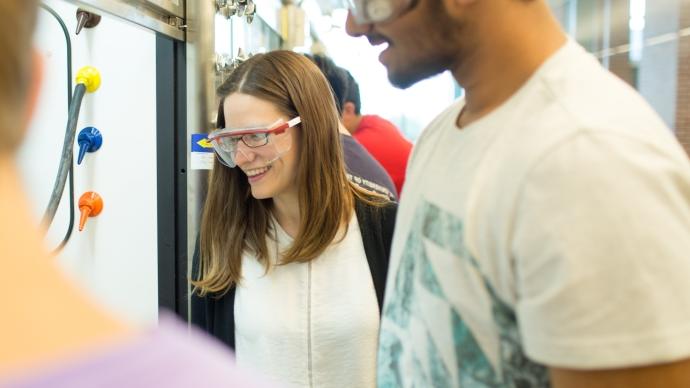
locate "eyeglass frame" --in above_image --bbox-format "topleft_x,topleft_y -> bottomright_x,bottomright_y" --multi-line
208,116 -> 302,150
346,0 -> 416,24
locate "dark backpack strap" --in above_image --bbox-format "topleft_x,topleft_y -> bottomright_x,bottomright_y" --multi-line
190,234 -> 213,332
190,234 -> 237,350
213,287 -> 237,350
355,199 -> 397,313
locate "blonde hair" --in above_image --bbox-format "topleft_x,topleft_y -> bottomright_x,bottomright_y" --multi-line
0,0 -> 39,153
193,51 -> 387,295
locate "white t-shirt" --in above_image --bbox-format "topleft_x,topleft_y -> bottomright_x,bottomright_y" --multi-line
235,214 -> 380,388
378,40 -> 690,387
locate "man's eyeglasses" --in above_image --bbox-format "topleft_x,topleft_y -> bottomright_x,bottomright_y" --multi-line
347,0 -> 415,24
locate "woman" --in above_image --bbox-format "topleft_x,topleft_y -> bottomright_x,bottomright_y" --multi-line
191,51 -> 396,388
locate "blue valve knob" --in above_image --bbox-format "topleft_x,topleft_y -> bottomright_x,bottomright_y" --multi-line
76,126 -> 102,165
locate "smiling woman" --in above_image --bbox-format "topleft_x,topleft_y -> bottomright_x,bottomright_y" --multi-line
218,94 -> 300,199
191,50 -> 397,388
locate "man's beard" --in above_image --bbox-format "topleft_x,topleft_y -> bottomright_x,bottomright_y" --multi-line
387,52 -> 453,89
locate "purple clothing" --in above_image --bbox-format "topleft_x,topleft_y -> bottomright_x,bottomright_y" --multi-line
340,134 -> 397,200
1,315 -> 272,388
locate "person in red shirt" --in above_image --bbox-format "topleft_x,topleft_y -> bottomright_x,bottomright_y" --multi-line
341,71 -> 412,195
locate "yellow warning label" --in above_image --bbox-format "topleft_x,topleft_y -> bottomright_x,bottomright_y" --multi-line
197,138 -> 213,149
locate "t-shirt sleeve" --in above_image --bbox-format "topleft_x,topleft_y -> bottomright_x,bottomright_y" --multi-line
512,130 -> 690,369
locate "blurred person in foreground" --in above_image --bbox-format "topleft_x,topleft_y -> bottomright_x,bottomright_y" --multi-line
0,1 -> 269,387
346,0 -> 690,387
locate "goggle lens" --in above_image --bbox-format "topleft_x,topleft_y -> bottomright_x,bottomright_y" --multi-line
347,0 -> 413,23
208,117 -> 300,168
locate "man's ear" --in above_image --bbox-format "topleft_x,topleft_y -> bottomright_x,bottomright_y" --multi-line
22,49 -> 44,129
340,102 -> 357,134
342,102 -> 356,117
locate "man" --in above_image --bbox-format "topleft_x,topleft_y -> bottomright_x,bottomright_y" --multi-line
346,1 -> 690,387
306,53 -> 398,200
340,71 -> 412,196
0,2 -> 267,386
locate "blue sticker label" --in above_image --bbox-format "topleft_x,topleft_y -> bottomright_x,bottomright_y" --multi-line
191,134 -> 213,153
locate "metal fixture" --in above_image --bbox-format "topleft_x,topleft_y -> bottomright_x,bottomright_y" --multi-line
167,16 -> 186,29
216,0 -> 256,23
216,0 -> 238,18
215,53 -> 234,74
75,8 -> 101,35
42,65 -> 101,228
78,191 -> 104,231
76,127 -> 103,165
215,48 -> 252,86
215,47 -> 251,76
65,0 -> 186,41
238,0 -> 257,23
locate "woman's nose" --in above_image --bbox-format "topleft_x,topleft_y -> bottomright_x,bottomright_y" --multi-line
234,143 -> 256,166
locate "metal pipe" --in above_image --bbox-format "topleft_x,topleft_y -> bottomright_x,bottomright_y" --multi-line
189,0 -> 216,131
68,0 -> 186,41
202,3 -> 216,125
186,0 -> 216,315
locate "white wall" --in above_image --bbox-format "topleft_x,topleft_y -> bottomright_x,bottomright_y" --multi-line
315,10 -> 456,142
18,0 -> 159,324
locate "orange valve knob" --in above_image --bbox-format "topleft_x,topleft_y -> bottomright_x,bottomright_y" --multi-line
78,191 -> 103,231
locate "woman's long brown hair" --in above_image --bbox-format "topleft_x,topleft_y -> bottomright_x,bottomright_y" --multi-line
193,51 -> 387,296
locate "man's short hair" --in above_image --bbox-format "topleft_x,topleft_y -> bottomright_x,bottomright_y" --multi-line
344,71 -> 361,115
0,0 -> 39,154
304,54 -> 350,115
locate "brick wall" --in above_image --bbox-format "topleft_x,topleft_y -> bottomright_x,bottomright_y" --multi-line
638,0 -> 679,129
676,0 -> 690,154
607,0 -> 635,86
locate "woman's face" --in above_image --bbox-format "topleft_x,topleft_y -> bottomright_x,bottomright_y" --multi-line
223,93 -> 299,200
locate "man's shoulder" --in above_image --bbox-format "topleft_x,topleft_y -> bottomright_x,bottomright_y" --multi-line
463,57 -> 685,238
496,42 -> 673,166
535,41 -> 666,141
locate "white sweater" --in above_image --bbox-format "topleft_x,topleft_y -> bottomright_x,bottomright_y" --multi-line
234,216 -> 380,388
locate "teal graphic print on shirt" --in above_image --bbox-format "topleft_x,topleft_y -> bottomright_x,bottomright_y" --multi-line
378,200 -> 550,388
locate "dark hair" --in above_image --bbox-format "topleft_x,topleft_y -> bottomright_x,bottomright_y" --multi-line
344,70 -> 362,115
304,54 -> 349,115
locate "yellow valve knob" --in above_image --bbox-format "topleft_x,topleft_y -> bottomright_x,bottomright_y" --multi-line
75,66 -> 101,93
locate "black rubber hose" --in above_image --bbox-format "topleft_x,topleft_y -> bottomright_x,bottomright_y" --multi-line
41,83 -> 85,228
39,4 -> 77,252
53,160 -> 76,253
